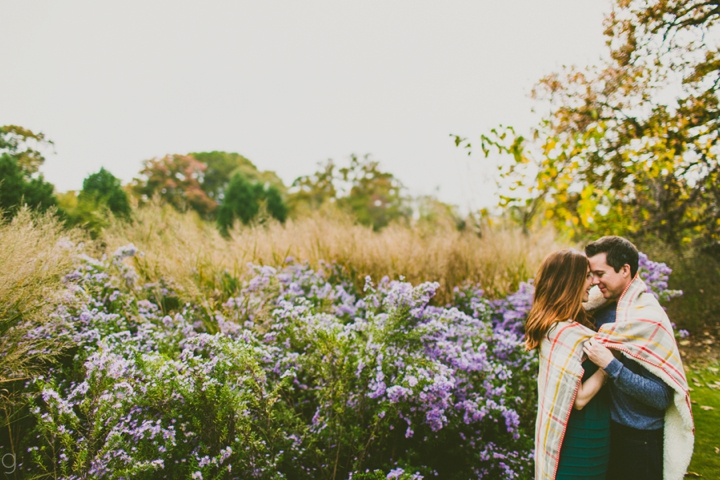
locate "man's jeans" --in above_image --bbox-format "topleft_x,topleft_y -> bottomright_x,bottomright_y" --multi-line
607,422 -> 663,480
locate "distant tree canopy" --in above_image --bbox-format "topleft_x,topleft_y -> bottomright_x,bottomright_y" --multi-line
131,152 -> 287,226
80,167 -> 131,218
0,128 -> 446,237
0,125 -> 52,176
131,154 -> 216,217
456,0 -> 720,249
0,125 -> 57,218
217,172 -> 288,237
289,154 -> 410,230
59,168 -> 131,236
190,151 -> 285,201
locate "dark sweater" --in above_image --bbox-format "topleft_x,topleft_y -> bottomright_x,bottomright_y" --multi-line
593,302 -> 673,430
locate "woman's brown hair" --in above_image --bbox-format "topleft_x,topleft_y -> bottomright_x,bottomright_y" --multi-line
524,249 -> 593,350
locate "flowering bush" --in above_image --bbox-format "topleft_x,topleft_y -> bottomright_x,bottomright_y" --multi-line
7,244 -> 681,479
11,246 -> 536,479
638,252 -> 683,304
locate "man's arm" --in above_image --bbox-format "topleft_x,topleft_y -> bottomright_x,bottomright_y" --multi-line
603,358 -> 673,410
583,340 -> 673,410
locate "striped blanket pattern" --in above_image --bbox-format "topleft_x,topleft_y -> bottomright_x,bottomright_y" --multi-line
534,276 -> 694,480
535,320 -> 595,480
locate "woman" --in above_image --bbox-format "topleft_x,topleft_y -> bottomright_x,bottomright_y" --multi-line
526,249 -> 610,480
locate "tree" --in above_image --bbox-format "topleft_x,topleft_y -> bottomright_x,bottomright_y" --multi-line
216,172 -> 289,236
59,168 -> 132,236
265,184 -> 288,223
0,126 -> 57,218
131,154 -> 217,217
80,168 -> 131,218
288,160 -> 338,213
0,156 -> 57,218
132,152 -> 286,221
337,155 -> 410,230
289,155 -> 410,230
0,125 -> 53,176
191,151 -> 285,201
412,194 -> 471,233
457,0 -> 720,248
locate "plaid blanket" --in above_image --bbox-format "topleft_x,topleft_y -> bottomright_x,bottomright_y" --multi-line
595,276 -> 694,480
535,320 -> 596,480
535,276 -> 694,480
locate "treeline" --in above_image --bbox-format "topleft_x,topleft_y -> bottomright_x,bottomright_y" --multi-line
0,126 -> 467,238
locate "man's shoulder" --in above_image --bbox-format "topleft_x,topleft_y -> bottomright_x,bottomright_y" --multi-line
632,291 -> 672,324
592,301 -> 617,328
635,289 -> 663,308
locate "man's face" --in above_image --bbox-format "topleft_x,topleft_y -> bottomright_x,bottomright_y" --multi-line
588,252 -> 632,301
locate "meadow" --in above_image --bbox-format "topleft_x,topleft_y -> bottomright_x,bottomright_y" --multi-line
1,206 -> 702,480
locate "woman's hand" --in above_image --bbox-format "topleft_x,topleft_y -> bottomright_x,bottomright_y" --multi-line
583,339 -> 615,369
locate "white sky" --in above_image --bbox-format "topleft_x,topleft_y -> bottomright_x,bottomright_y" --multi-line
0,1 -> 609,211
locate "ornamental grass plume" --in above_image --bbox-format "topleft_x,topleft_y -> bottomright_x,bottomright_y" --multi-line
101,204 -> 564,309
0,208 -> 83,387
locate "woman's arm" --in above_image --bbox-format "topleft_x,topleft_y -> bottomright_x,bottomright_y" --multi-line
574,368 -> 607,410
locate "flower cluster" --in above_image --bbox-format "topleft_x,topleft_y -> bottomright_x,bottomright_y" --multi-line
15,249 -> 536,479
638,252 -> 683,303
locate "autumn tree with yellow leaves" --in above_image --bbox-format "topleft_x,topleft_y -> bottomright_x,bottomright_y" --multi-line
457,0 -> 720,250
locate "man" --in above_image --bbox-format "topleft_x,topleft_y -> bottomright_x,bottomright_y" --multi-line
582,236 -> 693,480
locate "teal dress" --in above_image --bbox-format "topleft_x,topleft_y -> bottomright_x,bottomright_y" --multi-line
556,359 -> 611,480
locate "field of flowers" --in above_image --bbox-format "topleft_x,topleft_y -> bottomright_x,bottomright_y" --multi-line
0,216 -> 681,479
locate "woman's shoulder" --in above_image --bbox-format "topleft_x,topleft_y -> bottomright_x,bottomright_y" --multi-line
549,319 -> 594,336
543,320 -> 595,347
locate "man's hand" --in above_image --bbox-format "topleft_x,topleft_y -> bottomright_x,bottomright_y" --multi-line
583,339 -> 615,369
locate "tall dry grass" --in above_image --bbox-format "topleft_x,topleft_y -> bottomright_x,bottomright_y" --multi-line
0,208 -> 83,413
102,205 -> 567,307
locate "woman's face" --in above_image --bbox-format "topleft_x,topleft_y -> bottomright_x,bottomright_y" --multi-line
582,267 -> 593,302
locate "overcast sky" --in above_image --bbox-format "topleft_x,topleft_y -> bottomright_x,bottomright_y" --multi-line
0,1 -> 609,211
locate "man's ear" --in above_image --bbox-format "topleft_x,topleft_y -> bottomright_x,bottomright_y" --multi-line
621,264 -> 631,278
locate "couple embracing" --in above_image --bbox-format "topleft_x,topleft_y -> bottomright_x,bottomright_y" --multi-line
529,236 -> 694,480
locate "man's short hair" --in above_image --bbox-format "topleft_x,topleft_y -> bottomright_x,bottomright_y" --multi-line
585,236 -> 639,277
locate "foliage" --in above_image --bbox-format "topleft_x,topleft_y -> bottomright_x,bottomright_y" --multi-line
79,168 -> 131,218
456,0 -> 720,248
0,126 -> 57,218
264,184 -> 288,224
9,245 -> 538,479
132,152 -> 287,230
0,209 -> 79,387
637,252 -> 683,304
216,173 -> 288,237
411,195 -> 471,233
0,156 -> 57,219
190,151 -> 285,201
290,155 -> 410,231
0,125 -> 53,176
217,172 -> 261,233
59,169 -> 132,237
642,242 -> 720,332
131,154 -> 217,218
289,159 -> 337,213
685,362 -> 720,477
0,211 -> 82,476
